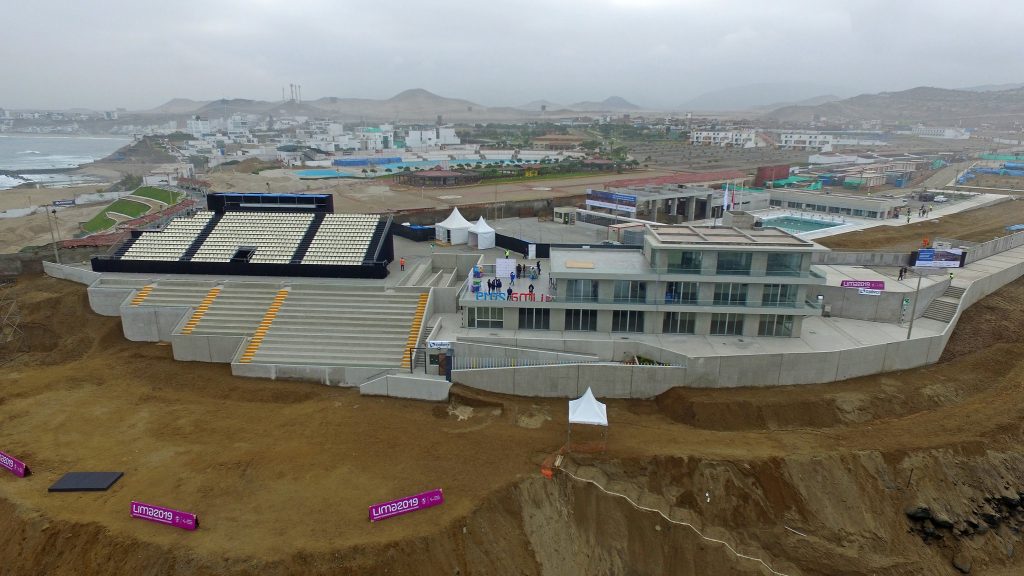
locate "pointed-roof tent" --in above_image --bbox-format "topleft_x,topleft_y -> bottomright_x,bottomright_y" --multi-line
468,215 -> 495,249
568,387 -> 608,427
469,216 -> 494,234
435,207 -> 473,245
437,207 -> 472,229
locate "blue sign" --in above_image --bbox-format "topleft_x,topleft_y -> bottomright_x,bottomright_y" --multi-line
587,189 -> 637,206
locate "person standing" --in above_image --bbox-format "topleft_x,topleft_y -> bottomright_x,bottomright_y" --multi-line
537,261 -> 542,275
510,270 -> 516,287
504,248 -> 510,258
506,286 -> 513,300
399,257 -> 405,271
487,278 -> 493,293
898,267 -> 905,281
949,272 -> 955,282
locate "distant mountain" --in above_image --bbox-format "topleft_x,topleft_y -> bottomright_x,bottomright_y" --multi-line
568,96 -> 641,112
960,82 -> 1024,92
516,99 -> 563,111
764,85 -> 1024,125
146,98 -> 210,115
683,83 -> 850,112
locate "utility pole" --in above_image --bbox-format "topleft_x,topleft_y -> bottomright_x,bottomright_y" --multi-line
46,208 -> 61,264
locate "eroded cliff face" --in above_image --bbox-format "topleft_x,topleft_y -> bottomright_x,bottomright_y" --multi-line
5,448 -> 1021,576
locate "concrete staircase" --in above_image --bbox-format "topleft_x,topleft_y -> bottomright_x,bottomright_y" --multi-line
243,286 -> 427,368
922,285 -> 965,323
180,283 -> 283,336
130,280 -> 217,308
239,288 -> 290,363
401,293 -> 429,369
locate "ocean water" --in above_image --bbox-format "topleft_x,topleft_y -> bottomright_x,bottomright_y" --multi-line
0,134 -> 131,189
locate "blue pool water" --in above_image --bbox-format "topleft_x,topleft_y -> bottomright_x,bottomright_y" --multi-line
762,216 -> 842,234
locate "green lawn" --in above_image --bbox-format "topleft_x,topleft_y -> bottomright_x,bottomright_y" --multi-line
132,186 -> 182,205
106,198 -> 151,218
81,198 -> 152,234
81,212 -> 117,234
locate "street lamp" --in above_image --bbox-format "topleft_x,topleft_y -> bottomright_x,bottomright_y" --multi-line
46,208 -> 61,264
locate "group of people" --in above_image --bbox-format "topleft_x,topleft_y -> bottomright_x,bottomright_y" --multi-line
485,277 -> 535,296
917,205 -> 933,218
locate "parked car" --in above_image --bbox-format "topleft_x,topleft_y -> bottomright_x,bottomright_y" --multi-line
933,195 -> 949,203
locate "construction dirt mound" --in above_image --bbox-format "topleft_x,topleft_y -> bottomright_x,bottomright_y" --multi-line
3,272 -> 1024,574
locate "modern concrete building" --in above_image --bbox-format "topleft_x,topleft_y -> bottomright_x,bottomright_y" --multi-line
587,185 -> 770,222
779,132 -> 837,151
461,225 -> 826,338
767,189 -> 903,219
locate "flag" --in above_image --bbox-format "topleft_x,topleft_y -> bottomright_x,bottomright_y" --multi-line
722,182 -> 730,212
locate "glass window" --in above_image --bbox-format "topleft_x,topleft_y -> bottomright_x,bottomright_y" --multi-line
710,313 -> 744,336
565,279 -> 598,301
518,308 -> 550,330
786,202 -> 802,209
758,314 -> 794,337
564,309 -> 597,331
761,284 -> 797,307
664,281 -> 699,304
766,253 -> 803,276
666,250 -> 702,273
468,307 -> 503,329
713,283 -> 748,306
611,310 -> 644,333
663,312 -> 696,334
613,280 -> 647,303
716,252 -> 752,275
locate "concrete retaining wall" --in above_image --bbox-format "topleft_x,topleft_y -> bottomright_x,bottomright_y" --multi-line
121,304 -> 191,342
452,363 -> 682,398
453,341 -> 598,365
359,374 -> 451,401
454,334 -> 686,365
171,333 -> 245,362
42,262 -> 102,285
88,285 -> 134,316
817,280 -> 947,323
231,362 -> 396,387
812,251 -> 910,267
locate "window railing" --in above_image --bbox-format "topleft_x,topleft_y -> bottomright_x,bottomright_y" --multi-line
557,296 -> 813,309
651,266 -> 825,279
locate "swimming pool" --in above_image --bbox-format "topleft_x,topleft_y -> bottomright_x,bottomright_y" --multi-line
295,169 -> 348,179
761,216 -> 842,234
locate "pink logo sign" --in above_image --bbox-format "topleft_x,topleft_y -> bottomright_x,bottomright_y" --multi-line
840,280 -> 885,290
0,451 -> 27,478
369,488 -> 444,522
130,501 -> 198,531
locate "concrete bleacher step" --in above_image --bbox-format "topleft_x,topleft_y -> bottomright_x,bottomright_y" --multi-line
922,298 -> 959,323
944,286 -> 966,299
400,293 -> 429,369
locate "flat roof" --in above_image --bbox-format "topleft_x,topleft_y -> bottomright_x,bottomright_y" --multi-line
550,248 -> 651,277
647,225 -> 814,248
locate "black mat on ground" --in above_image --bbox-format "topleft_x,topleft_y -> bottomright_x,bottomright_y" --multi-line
48,472 -> 123,492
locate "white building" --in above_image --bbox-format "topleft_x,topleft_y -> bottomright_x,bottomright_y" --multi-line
186,117 -> 211,138
353,125 -> 396,151
103,111 -> 119,120
690,129 -> 761,148
406,127 -> 461,148
910,126 -> 970,140
779,132 -> 836,151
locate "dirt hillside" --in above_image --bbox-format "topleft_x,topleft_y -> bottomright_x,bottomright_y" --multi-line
2,272 -> 1024,574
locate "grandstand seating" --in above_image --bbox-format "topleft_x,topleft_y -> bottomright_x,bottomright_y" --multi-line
300,214 -> 380,265
191,211 -> 315,263
120,211 -> 214,261
231,284 -> 424,368
117,211 -> 383,265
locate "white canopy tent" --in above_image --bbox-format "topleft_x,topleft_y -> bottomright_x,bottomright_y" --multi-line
435,207 -> 473,245
567,387 -> 608,451
467,216 -> 496,249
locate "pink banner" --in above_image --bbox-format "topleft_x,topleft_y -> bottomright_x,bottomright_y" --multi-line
0,451 -> 27,478
130,501 -> 198,531
840,280 -> 885,290
369,488 -> 444,522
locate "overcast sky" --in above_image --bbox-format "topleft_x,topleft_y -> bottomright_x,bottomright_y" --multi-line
3,0 -> 1023,111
